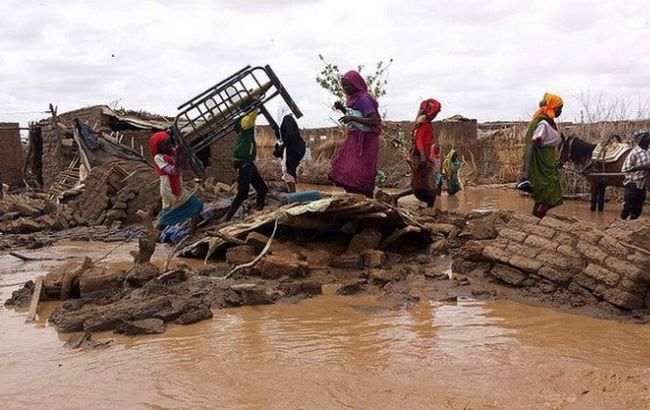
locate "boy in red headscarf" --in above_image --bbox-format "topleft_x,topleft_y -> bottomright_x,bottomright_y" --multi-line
384,98 -> 442,207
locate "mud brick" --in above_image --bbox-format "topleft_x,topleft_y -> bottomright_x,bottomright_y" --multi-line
602,288 -> 645,310
617,276 -> 648,296
522,224 -> 556,240
604,257 -> 649,282
225,245 -> 256,265
361,250 -> 387,268
535,252 -> 583,271
499,228 -> 528,243
524,234 -> 559,252
537,266 -> 573,285
490,264 -> 527,286
508,255 -> 543,273
557,244 -> 577,257
583,263 -> 620,286
331,252 -> 363,269
555,232 -> 577,248
627,252 -> 650,269
576,241 -> 608,263
348,229 -> 382,253
482,245 -> 510,264
508,213 -> 540,228
570,224 -> 602,245
261,255 -> 302,279
459,240 -> 485,259
599,236 -> 630,259
567,282 -> 600,303
574,274 -> 607,298
539,217 -> 574,232
507,242 -> 538,258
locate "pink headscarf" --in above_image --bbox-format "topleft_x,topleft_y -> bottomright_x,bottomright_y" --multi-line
342,70 -> 378,110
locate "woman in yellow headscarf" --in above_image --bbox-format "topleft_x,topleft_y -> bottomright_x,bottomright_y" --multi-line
517,93 -> 564,218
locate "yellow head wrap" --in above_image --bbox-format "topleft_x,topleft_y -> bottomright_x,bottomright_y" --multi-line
533,92 -> 563,119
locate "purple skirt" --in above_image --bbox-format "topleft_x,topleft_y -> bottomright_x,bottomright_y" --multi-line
329,129 -> 379,196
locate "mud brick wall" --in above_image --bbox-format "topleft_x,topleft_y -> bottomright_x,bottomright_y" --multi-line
203,132 -> 237,184
457,213 -> 650,311
40,123 -> 66,189
0,122 -> 25,185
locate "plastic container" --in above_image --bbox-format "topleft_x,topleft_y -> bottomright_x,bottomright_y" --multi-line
279,190 -> 321,205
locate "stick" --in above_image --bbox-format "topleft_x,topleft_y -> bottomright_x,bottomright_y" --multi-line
25,276 -> 44,322
215,217 -> 280,280
9,252 -> 54,262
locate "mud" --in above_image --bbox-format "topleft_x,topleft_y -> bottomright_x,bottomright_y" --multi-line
2,188 -> 650,408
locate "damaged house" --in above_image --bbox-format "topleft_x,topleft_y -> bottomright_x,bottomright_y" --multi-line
24,105 -> 172,227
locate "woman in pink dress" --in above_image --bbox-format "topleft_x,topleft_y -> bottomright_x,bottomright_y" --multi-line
329,70 -> 382,198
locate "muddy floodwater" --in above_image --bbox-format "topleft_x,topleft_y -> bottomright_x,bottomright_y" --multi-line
1,188 -> 649,409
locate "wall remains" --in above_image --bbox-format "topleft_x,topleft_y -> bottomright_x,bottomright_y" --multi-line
0,122 -> 25,185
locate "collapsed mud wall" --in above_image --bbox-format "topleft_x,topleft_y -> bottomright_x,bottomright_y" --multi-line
63,160 -> 160,226
455,213 -> 650,311
0,122 -> 25,185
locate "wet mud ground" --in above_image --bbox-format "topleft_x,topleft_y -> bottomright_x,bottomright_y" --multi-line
1,188 -> 649,409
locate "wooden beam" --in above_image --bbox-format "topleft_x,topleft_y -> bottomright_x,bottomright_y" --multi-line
25,276 -> 44,322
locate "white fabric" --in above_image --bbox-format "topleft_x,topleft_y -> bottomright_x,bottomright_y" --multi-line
531,120 -> 561,147
154,154 -> 185,210
276,106 -> 292,126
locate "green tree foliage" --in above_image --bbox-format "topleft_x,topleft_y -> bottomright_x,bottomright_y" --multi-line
315,54 -> 393,102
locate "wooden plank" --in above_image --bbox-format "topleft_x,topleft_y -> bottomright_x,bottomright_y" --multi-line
25,276 -> 44,322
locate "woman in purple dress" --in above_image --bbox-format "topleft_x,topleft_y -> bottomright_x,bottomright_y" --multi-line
329,70 -> 382,198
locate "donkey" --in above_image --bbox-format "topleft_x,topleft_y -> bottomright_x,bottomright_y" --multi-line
557,135 -> 628,212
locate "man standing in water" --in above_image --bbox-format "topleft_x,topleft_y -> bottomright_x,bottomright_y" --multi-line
620,129 -> 650,220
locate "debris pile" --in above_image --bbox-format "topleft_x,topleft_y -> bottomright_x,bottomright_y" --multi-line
0,193 -> 59,234
453,212 -> 650,315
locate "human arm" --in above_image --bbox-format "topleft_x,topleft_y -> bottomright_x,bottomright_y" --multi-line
240,109 -> 259,131
413,125 -> 431,163
333,101 -> 347,114
339,95 -> 381,127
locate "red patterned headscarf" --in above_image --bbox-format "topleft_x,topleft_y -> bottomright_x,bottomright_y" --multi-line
420,99 -> 441,119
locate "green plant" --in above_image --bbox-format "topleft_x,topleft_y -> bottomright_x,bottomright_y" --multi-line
315,55 -> 393,103
376,168 -> 388,187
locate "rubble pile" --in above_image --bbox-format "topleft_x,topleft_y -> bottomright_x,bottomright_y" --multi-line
61,160 -> 160,227
0,193 -> 60,234
454,212 -> 650,314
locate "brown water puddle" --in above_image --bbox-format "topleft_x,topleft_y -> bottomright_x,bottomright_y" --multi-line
1,188 -> 647,409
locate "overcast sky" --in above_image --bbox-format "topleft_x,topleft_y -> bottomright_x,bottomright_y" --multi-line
1,0 -> 649,128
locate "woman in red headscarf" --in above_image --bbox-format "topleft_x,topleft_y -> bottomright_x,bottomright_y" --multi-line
329,70 -> 382,198
386,98 -> 442,207
149,131 -> 203,231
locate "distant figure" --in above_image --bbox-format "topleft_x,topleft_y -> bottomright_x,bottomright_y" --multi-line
149,131 -> 203,232
388,99 -> 442,207
443,149 -> 463,195
620,129 -> 650,220
518,93 -> 564,218
274,106 -> 306,193
224,110 -> 268,221
329,70 -> 382,198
